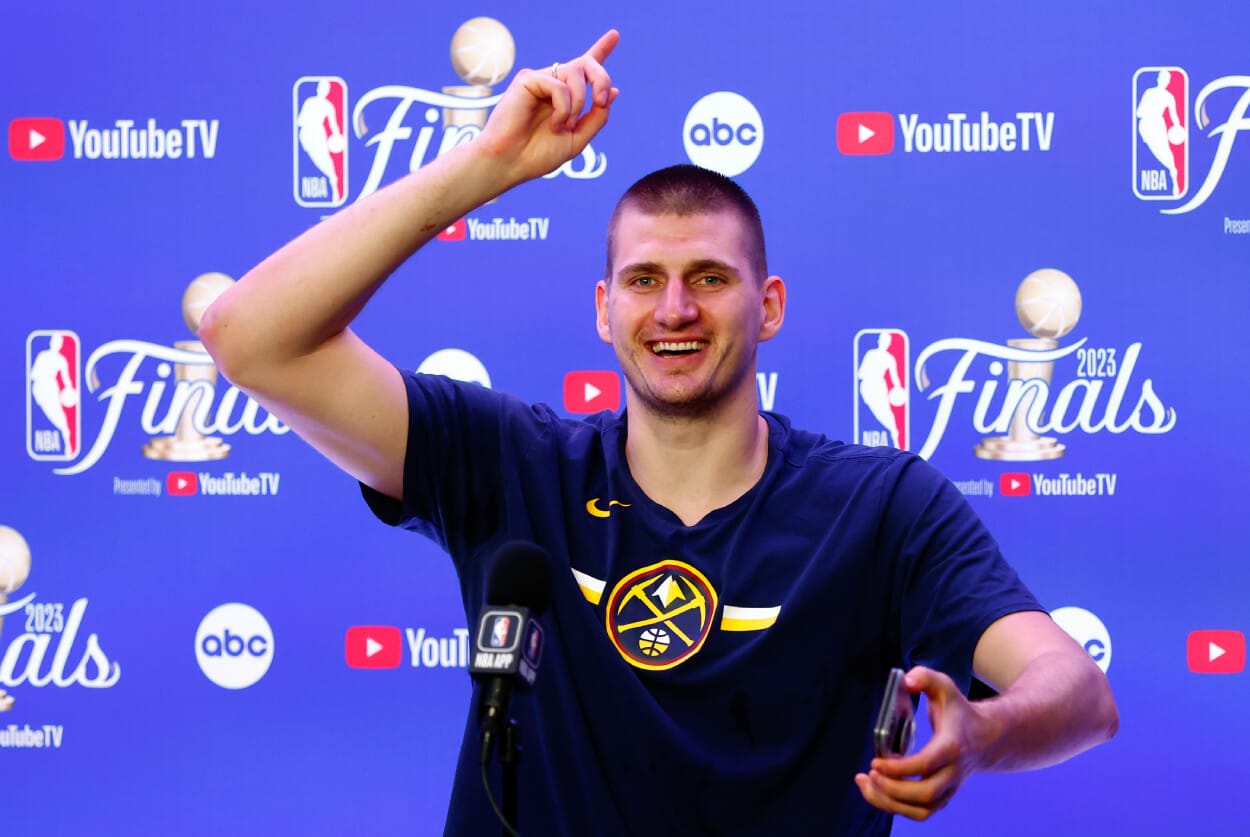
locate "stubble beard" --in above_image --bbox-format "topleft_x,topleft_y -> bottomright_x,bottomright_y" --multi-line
619,343 -> 757,422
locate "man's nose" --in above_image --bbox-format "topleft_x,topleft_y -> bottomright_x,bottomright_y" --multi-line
655,279 -> 697,326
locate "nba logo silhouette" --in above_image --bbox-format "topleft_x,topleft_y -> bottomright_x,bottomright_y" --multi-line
490,615 -> 513,648
1133,67 -> 1188,200
294,76 -> 348,208
26,330 -> 82,461
853,329 -> 910,449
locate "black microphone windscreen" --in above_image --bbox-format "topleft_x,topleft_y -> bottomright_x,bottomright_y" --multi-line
485,541 -> 553,614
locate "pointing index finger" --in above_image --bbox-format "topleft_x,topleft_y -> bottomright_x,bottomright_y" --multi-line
585,29 -> 620,64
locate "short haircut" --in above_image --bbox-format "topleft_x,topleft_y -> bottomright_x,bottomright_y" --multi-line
604,165 -> 768,282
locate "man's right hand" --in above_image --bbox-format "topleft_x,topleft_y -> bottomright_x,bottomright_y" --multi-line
478,30 -> 620,189
200,30 -> 621,502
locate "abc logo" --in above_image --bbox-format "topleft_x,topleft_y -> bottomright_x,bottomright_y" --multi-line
682,91 -> 765,177
195,602 -> 274,689
416,348 -> 492,388
1050,606 -> 1112,674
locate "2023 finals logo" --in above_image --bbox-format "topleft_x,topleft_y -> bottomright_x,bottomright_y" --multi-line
26,276 -> 290,479
293,17 -> 607,211
0,525 -> 121,751
852,269 -> 1177,464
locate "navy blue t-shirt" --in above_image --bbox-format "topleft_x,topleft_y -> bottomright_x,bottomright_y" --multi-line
362,372 -> 1042,836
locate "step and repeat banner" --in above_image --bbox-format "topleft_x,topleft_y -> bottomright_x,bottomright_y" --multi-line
5,2 -> 1249,833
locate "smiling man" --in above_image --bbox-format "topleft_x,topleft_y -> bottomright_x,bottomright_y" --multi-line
201,29 -> 1117,836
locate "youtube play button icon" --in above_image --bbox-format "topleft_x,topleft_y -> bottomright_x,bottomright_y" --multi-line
1187,629 -> 1245,674
167,471 -> 198,496
563,370 -> 621,414
836,112 -> 895,155
9,117 -> 66,161
345,625 -> 403,669
1000,472 -> 1032,497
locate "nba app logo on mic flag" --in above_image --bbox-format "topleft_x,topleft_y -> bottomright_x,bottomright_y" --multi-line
26,330 -> 81,461
1132,67 -> 1188,201
853,329 -> 910,449
489,614 -> 515,648
293,76 -> 348,208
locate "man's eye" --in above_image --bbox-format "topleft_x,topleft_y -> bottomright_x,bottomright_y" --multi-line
696,274 -> 723,285
634,276 -> 655,287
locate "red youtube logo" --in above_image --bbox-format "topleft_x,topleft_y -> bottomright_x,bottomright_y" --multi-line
563,370 -> 620,413
167,471 -> 198,496
9,117 -> 66,161
1000,472 -> 1031,497
836,112 -> 895,155
345,625 -> 403,669
437,219 -> 467,241
1187,629 -> 1245,674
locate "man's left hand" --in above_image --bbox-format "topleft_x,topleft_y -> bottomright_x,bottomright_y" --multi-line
854,666 -> 990,821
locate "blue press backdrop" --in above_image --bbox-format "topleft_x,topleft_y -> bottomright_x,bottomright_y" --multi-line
4,1 -> 1249,833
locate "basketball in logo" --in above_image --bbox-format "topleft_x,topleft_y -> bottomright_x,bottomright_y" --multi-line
638,628 -> 670,657
605,559 -> 718,671
1014,268 -> 1081,340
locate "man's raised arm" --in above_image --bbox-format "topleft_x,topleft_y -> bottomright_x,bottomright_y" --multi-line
199,31 -> 619,500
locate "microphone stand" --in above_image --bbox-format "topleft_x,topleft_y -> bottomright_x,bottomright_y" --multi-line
500,720 -> 521,836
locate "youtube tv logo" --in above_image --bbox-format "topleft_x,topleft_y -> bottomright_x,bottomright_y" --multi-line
437,218 -> 466,241
9,117 -> 65,161
167,471 -> 198,496
345,625 -> 403,669
1000,472 -> 1031,497
1187,629 -> 1245,674
563,370 -> 620,413
836,112 -> 894,155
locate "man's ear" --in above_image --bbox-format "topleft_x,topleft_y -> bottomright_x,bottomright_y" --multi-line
759,274 -> 786,342
596,279 -> 612,344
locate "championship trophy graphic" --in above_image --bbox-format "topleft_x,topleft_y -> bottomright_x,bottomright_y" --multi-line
142,272 -> 237,461
0,525 -> 33,711
974,268 -> 1082,461
443,17 -> 516,129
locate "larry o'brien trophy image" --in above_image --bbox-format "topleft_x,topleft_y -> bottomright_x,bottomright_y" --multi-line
0,526 -> 33,711
443,17 -> 515,130
974,268 -> 1082,461
142,272 -> 237,461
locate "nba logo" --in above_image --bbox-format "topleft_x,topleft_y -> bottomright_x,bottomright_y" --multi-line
26,330 -> 82,461
524,621 -> 543,665
293,76 -> 348,208
853,329 -> 909,449
490,615 -> 513,648
1133,67 -> 1188,200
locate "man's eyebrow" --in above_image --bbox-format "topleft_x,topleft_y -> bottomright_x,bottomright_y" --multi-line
683,259 -> 741,277
616,261 -> 664,278
615,259 -> 742,279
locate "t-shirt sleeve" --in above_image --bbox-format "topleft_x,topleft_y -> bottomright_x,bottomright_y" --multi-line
359,370 -> 552,555
879,453 -> 1044,694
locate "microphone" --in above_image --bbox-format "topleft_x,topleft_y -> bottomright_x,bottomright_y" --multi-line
469,541 -> 553,766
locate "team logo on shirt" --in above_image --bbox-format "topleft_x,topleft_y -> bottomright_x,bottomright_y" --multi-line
585,498 -> 631,518
605,560 -> 718,671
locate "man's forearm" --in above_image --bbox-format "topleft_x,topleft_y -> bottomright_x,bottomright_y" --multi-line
200,141 -> 513,385
972,649 -> 1119,773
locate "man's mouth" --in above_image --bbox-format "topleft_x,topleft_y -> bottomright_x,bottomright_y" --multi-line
650,340 -> 707,357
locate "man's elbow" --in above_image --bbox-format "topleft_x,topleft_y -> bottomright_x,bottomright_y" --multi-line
198,296 -> 251,389
1079,657 -> 1120,746
1095,677 -> 1120,743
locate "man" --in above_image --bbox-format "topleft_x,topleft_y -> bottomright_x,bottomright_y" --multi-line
201,30 -> 1117,834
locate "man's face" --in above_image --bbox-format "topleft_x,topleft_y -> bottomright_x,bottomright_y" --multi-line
596,207 -> 784,419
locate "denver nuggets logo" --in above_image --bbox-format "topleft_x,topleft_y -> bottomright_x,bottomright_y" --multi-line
605,560 -> 718,671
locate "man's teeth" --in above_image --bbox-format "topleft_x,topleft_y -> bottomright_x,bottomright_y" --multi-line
652,341 -> 704,354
